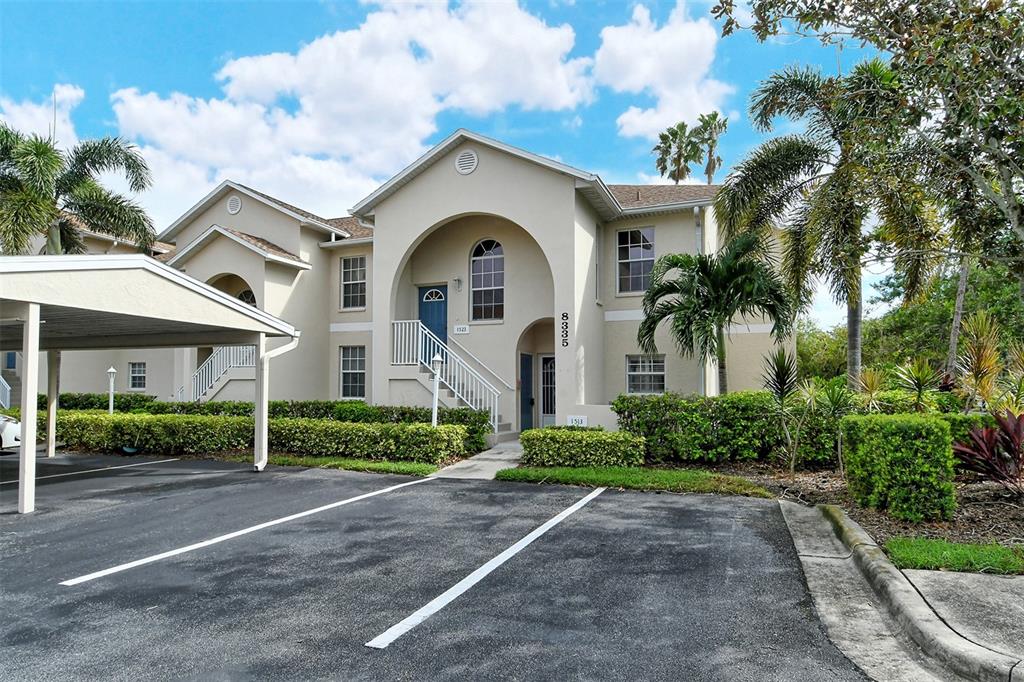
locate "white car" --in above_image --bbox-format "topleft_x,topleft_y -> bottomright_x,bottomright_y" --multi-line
0,414 -> 20,450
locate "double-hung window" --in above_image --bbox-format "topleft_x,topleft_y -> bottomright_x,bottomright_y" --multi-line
626,354 -> 665,394
341,256 -> 367,309
340,346 -> 366,398
470,239 -> 504,321
129,362 -> 147,390
617,227 -> 655,293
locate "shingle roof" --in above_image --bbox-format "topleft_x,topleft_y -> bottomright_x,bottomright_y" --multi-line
608,184 -> 720,209
326,215 -> 373,239
219,227 -> 308,265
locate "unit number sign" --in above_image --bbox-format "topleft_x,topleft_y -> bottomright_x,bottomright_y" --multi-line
560,312 -> 569,347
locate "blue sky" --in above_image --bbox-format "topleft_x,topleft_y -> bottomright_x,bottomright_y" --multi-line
0,0 -> 886,326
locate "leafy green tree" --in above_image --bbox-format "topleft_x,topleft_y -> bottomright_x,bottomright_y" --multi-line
638,231 -> 793,394
652,121 -> 700,184
694,112 -> 728,184
0,123 -> 153,254
715,59 -> 943,389
712,0 -> 1024,255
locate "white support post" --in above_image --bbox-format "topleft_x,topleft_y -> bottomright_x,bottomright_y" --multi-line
253,334 -> 268,472
19,303 -> 40,514
46,351 -> 58,458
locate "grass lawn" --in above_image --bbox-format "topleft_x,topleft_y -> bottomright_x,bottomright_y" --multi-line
220,453 -> 438,476
495,466 -> 772,498
886,537 -> 1024,575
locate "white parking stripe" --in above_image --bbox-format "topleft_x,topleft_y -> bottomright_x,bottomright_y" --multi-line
60,477 -> 433,586
0,458 -> 181,486
365,486 -> 606,649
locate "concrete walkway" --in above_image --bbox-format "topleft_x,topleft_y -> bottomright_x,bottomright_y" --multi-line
431,441 -> 521,480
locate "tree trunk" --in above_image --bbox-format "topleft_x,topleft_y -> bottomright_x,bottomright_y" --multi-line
46,219 -> 62,255
45,219 -> 62,412
716,325 -> 728,395
946,256 -> 970,379
846,266 -> 862,390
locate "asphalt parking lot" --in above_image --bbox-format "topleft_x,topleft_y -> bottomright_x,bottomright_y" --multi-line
0,454 -> 866,681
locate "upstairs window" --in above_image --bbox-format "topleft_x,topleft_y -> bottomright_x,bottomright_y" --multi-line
617,227 -> 655,293
129,362 -> 147,390
471,239 -> 504,321
237,289 -> 257,307
341,256 -> 367,309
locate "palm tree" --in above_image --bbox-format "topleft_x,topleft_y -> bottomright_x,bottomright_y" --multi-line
638,231 -> 793,394
714,60 -> 942,389
0,123 -> 154,255
694,112 -> 728,184
652,122 -> 700,185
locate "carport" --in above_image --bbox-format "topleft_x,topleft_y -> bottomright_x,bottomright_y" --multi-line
0,254 -> 299,513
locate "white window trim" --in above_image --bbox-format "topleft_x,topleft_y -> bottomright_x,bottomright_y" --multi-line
625,354 -> 666,395
340,255 -> 367,311
128,361 -> 147,391
615,226 -> 655,296
339,345 -> 367,400
469,238 -> 505,322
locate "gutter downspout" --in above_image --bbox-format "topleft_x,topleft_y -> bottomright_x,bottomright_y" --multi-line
253,333 -> 301,472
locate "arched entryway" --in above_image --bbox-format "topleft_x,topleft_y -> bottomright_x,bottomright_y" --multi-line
516,318 -> 555,430
199,273 -> 258,366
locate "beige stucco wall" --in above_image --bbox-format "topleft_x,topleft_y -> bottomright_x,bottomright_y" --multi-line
371,141 -> 575,426
171,188 -> 304,258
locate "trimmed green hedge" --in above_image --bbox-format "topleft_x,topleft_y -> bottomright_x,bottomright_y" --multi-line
33,394 -> 489,453
841,414 -> 956,522
51,412 -> 466,464
611,391 -> 781,463
519,428 -> 644,467
937,412 -> 996,448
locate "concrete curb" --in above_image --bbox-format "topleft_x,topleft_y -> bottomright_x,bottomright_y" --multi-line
819,505 -> 1024,682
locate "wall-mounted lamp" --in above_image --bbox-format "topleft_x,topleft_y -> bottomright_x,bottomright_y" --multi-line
452,277 -> 463,292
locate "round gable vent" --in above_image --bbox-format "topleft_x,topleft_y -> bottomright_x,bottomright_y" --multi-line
455,149 -> 478,175
226,195 -> 242,215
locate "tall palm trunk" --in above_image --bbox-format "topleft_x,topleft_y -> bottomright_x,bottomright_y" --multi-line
716,324 -> 729,394
846,265 -> 862,390
945,256 -> 970,379
45,219 -> 62,413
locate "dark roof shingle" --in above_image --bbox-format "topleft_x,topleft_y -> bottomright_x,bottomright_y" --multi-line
221,226 -> 308,265
608,184 -> 720,209
235,183 -> 372,240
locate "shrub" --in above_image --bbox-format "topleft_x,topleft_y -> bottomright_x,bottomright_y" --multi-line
938,412 -> 996,447
52,412 -> 465,463
952,410 -> 1024,497
841,414 -> 956,522
543,424 -> 606,431
519,428 -> 644,467
41,394 -> 489,453
612,391 -> 782,463
270,419 -> 465,463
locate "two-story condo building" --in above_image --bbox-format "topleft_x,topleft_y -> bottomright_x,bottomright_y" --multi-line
9,130 -> 785,432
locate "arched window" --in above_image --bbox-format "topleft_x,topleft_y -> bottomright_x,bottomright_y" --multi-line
470,239 -> 504,321
422,288 -> 445,302
237,289 -> 257,307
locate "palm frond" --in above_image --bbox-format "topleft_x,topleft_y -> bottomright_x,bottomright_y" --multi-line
59,136 -> 151,195
0,187 -> 54,254
62,180 -> 154,250
749,64 -> 833,133
10,134 -> 63,197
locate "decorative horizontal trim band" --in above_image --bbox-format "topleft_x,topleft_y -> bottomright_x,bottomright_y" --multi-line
330,322 -> 373,333
604,309 -> 643,322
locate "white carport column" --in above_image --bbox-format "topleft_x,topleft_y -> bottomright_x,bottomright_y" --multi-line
18,303 -> 40,514
253,333 -> 268,472
46,351 -> 58,458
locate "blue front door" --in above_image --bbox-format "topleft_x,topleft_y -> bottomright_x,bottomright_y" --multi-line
418,286 -> 448,344
520,353 -> 534,430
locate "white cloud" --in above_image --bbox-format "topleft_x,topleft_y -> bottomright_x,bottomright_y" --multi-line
106,1 -> 592,227
593,2 -> 733,138
0,84 -> 84,147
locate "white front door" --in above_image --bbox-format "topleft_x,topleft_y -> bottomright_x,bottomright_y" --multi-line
540,355 -> 555,427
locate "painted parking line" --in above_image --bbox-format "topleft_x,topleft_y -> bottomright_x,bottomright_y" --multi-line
0,458 -> 182,486
365,486 -> 606,650
60,477 -> 433,587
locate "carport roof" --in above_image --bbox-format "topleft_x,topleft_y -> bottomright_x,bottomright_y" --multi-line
0,254 -> 298,350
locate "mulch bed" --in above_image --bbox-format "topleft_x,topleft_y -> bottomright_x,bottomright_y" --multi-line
706,460 -> 1024,547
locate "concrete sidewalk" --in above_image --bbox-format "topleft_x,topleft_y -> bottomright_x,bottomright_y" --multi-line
431,440 -> 521,480
783,500 -> 1024,682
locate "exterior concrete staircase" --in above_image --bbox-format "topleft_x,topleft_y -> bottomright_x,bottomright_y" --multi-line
415,363 -> 513,435
1,370 -> 20,408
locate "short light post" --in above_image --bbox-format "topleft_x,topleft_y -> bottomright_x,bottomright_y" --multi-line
430,353 -> 443,427
106,366 -> 117,414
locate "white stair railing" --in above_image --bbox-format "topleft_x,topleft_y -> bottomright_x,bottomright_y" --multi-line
391,320 -> 500,431
188,345 -> 255,401
0,374 -> 10,409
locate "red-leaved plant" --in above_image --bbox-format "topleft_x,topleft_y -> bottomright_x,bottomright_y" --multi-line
953,410 -> 1024,497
